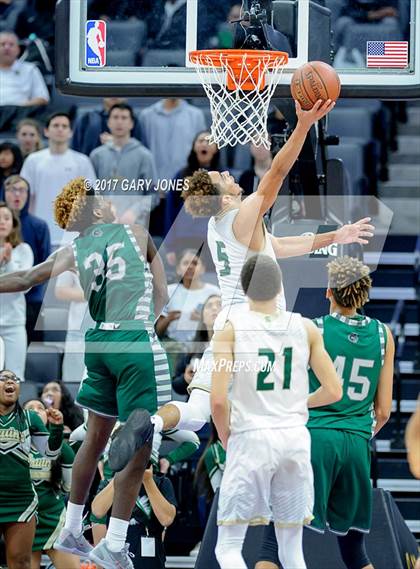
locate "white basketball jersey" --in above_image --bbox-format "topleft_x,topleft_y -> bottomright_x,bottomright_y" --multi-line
207,209 -> 286,310
227,310 -> 310,433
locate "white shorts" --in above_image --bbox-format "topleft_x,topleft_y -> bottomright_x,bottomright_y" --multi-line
217,426 -> 314,527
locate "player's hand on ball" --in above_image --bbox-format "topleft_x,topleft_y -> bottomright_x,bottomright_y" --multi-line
47,408 -> 64,425
336,217 -> 375,245
295,98 -> 335,129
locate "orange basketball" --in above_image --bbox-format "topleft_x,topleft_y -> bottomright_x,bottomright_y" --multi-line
290,61 -> 341,111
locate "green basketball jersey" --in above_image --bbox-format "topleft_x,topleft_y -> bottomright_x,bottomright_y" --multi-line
73,224 -> 155,325
308,313 -> 387,439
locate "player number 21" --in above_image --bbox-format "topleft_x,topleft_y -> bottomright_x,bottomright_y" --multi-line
84,242 -> 126,292
256,347 -> 292,391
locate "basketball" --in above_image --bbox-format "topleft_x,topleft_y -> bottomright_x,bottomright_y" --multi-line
291,61 -> 341,110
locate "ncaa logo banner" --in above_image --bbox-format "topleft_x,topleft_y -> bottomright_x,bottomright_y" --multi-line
86,20 -> 106,67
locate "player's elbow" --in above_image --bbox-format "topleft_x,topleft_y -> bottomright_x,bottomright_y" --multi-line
375,407 -> 391,426
329,381 -> 343,403
160,506 -> 176,528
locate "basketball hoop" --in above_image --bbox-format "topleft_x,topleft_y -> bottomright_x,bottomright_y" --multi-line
189,49 -> 288,149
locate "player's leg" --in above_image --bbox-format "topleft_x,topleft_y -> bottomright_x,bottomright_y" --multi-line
255,522 -> 280,569
275,526 -> 306,569
215,525 -> 248,569
155,387 -> 211,431
30,550 -> 42,569
336,531 -> 373,569
3,517 -> 36,569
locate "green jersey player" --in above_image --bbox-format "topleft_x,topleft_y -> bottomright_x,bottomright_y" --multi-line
256,256 -> 394,569
0,177 -> 169,569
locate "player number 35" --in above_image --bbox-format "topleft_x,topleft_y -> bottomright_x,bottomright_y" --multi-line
84,243 -> 126,291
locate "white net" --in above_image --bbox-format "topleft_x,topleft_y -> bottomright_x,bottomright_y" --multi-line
190,50 -> 287,149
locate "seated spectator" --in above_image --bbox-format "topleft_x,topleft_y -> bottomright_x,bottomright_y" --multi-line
0,0 -> 23,33
4,175 -> 51,343
164,130 -> 220,239
0,202 -> 34,379
0,31 -> 49,107
91,465 -> 177,569
20,111 -> 96,247
216,4 -> 242,48
55,270 -> 93,383
239,142 -> 273,196
90,102 -> 157,226
0,141 -> 23,199
335,0 -> 400,47
16,118 -> 43,159
40,381 -> 84,433
172,294 -> 222,396
156,251 -> 220,347
139,98 -> 206,181
23,398 -> 79,569
14,0 -> 55,66
146,0 -> 187,51
72,97 -> 143,156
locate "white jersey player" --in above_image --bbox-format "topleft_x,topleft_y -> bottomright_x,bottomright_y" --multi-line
211,255 -> 343,569
108,100 -> 374,473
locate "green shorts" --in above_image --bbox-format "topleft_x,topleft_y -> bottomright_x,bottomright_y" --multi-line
309,428 -> 372,535
77,327 -> 172,422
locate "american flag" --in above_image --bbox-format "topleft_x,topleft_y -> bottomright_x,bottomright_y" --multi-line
366,41 -> 409,68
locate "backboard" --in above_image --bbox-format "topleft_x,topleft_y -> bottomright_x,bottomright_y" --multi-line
56,0 -> 420,99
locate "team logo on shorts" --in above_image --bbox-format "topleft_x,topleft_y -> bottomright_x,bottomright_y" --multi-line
348,332 -> 359,344
86,20 -> 106,67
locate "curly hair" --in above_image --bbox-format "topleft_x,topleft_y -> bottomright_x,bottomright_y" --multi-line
54,177 -> 95,231
328,256 -> 372,309
181,169 -> 222,217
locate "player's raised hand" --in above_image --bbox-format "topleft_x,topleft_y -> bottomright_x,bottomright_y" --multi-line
335,217 -> 375,245
295,98 -> 336,129
47,408 -> 64,425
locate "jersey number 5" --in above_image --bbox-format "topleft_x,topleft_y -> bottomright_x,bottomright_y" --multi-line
257,347 -> 292,391
216,241 -> 231,276
334,356 -> 374,401
84,243 -> 126,292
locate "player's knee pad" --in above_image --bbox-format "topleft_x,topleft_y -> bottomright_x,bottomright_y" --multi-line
170,389 -> 210,431
337,530 -> 371,569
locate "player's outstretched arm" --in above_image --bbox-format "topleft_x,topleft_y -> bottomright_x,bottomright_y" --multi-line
0,246 -> 74,293
269,218 -> 375,258
237,100 -> 335,225
373,325 -> 395,436
211,322 -> 235,450
305,319 -> 343,407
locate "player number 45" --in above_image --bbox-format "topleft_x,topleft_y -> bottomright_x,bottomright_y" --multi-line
334,356 -> 374,401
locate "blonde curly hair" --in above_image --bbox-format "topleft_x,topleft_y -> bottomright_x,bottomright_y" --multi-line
181,170 -> 222,217
328,256 -> 372,309
54,177 -> 93,231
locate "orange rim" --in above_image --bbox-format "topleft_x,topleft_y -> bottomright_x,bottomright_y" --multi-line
189,49 -> 288,91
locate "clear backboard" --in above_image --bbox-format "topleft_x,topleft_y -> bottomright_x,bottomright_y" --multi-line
56,0 -> 420,98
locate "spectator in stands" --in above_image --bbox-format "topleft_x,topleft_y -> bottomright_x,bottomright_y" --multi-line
139,98 -> 206,181
239,142 -> 273,196
14,0 -> 55,64
16,118 -> 43,159
0,0 -> 23,33
91,465 -> 177,569
0,141 -> 23,199
55,271 -> 92,383
216,4 -> 242,48
0,31 -> 50,107
4,175 -> 51,343
90,102 -> 157,225
21,112 -> 96,247
72,97 -> 143,156
146,0 -> 187,51
335,0 -> 400,47
40,381 -> 84,433
156,251 -> 220,346
0,202 -> 33,379
23,398 -> 79,569
172,294 -> 222,396
164,130 -> 219,237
